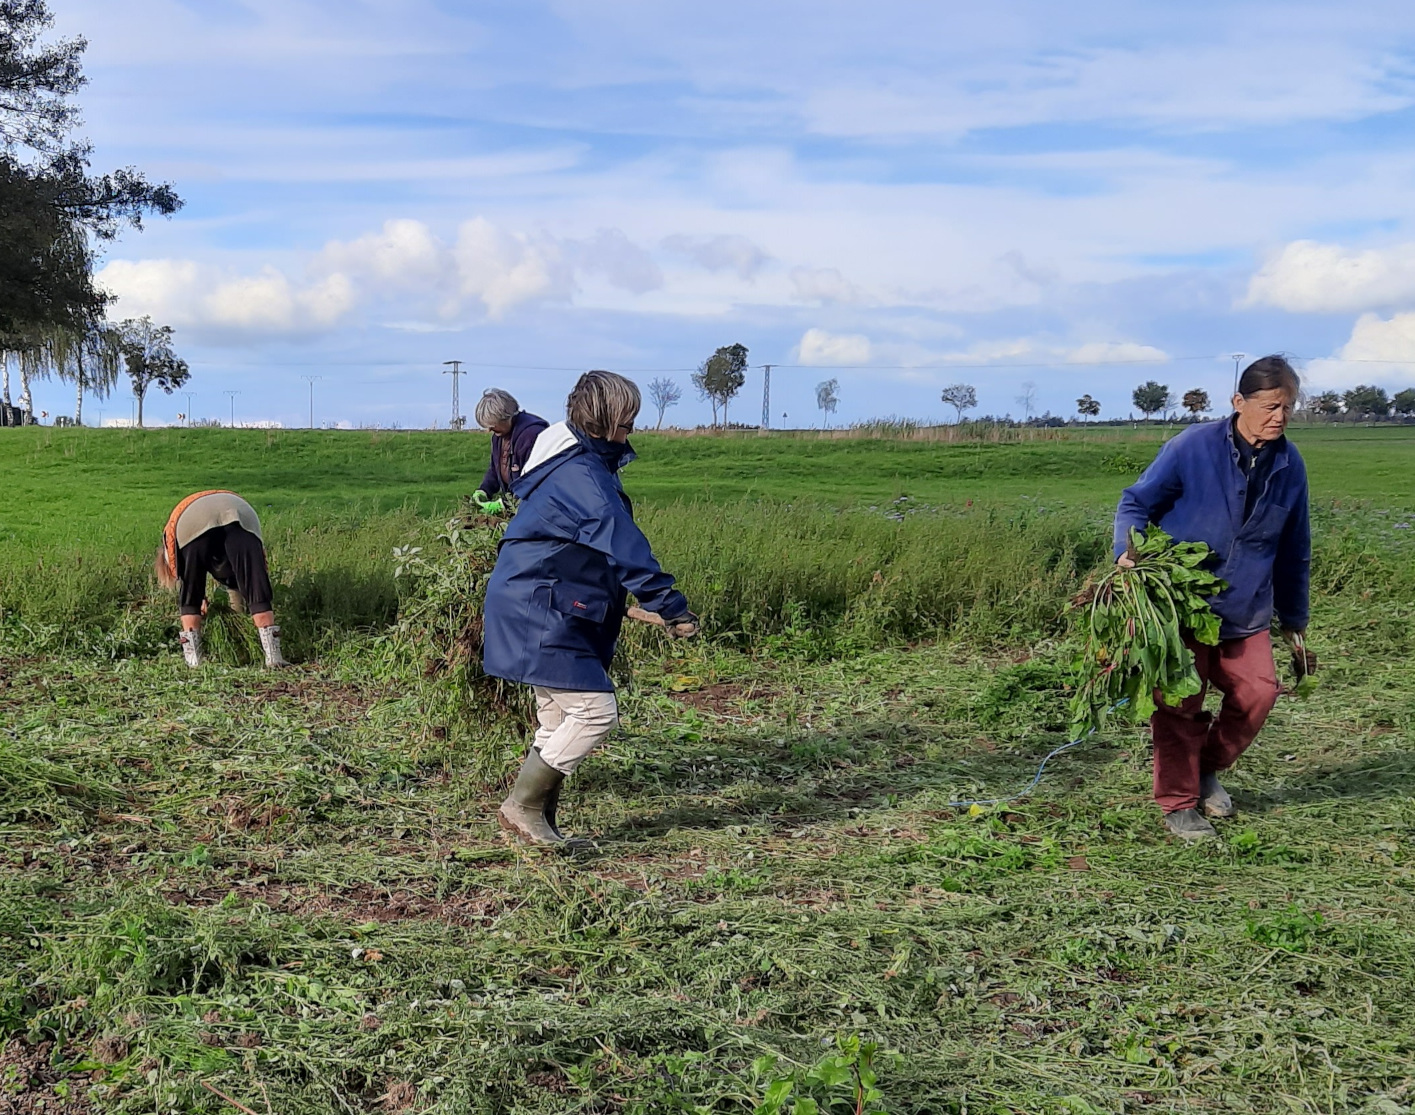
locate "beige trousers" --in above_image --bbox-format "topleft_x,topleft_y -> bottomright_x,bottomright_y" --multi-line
532,687 -> 619,774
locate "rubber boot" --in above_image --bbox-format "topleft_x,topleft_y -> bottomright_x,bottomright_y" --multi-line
498,750 -> 566,845
258,624 -> 289,668
1199,772 -> 1235,818
179,628 -> 203,668
1163,808 -> 1217,841
534,747 -> 564,840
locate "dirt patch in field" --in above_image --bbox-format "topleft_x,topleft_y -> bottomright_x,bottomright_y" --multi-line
669,681 -> 778,716
0,1039 -> 96,1114
173,879 -> 516,927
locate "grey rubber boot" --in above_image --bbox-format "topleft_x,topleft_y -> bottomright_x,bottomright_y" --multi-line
534,747 -> 564,841
1199,773 -> 1236,818
1163,808 -> 1217,840
498,750 -> 566,845
257,624 -> 289,668
179,628 -> 203,668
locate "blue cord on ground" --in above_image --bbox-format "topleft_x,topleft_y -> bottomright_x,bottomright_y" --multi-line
945,698 -> 1129,810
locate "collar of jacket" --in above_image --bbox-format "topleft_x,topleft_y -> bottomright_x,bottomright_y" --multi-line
1220,413 -> 1290,524
571,424 -> 637,473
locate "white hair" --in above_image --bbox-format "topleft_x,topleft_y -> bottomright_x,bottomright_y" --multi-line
475,388 -> 520,429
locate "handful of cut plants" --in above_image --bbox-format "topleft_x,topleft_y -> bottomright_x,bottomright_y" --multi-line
1068,525 -> 1227,737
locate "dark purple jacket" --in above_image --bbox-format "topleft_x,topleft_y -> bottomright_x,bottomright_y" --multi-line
479,411 -> 549,496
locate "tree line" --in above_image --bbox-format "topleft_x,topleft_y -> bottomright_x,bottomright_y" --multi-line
0,1 -> 187,428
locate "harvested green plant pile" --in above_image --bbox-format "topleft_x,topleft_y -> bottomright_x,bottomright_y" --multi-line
1069,525 -> 1225,736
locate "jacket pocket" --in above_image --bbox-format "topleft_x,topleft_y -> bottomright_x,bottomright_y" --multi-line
549,582 -> 611,624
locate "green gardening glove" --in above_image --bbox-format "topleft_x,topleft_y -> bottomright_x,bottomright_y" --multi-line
472,490 -> 504,515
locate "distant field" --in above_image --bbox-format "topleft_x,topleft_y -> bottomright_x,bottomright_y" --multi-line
1,423 -> 1412,548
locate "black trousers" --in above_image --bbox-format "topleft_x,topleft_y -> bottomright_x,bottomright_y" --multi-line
177,523 -> 274,617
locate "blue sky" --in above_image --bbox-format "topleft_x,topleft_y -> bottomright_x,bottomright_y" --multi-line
27,0 -> 1415,427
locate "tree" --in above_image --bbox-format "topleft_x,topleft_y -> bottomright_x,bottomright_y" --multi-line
815,378 -> 839,428
690,343 -> 748,427
940,383 -> 977,423
1132,381 -> 1170,422
52,317 -> 120,424
1343,384 -> 1390,419
1310,390 -> 1342,417
1182,388 -> 1210,419
1015,380 -> 1038,421
118,316 -> 188,427
0,2 -> 179,410
647,376 -> 682,429
1393,388 -> 1415,417
1076,394 -> 1101,422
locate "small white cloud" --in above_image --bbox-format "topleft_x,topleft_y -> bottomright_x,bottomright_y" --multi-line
789,266 -> 865,305
1065,341 -> 1169,364
454,217 -> 574,319
1243,240 -> 1415,314
796,328 -> 871,366
568,228 -> 663,294
662,233 -> 770,280
1306,311 -> 1415,390
318,218 -> 452,288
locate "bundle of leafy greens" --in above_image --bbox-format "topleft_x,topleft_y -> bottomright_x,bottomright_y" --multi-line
1068,525 -> 1227,737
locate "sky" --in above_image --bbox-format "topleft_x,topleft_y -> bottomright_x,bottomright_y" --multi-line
24,0 -> 1415,427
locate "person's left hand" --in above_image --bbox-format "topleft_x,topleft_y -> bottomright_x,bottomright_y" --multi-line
663,610 -> 700,639
1281,627 -> 1317,675
200,598 -> 209,617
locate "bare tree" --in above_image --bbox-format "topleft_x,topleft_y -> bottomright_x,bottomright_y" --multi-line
1015,380 -> 1038,421
647,376 -> 682,429
815,378 -> 840,428
940,383 -> 977,424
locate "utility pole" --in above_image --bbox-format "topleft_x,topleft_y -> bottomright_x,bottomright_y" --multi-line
1230,353 -> 1246,396
760,364 -> 773,429
224,390 -> 240,429
301,375 -> 321,429
184,392 -> 195,426
442,360 -> 465,429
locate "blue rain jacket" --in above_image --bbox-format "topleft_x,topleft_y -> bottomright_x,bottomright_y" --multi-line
482,425 -> 689,691
1113,417 -> 1310,639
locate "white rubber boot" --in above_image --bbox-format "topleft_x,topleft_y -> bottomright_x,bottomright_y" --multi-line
258,624 -> 289,668
179,628 -> 203,668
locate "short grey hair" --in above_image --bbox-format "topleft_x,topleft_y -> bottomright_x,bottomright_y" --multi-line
475,388 -> 520,429
566,370 -> 641,439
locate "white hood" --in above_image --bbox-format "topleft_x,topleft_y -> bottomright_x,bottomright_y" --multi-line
522,420 -> 578,476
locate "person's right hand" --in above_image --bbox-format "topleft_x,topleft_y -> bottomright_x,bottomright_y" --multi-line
664,610 -> 700,639
1116,553 -> 1136,568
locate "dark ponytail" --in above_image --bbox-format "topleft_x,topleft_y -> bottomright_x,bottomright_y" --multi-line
1237,355 -> 1300,399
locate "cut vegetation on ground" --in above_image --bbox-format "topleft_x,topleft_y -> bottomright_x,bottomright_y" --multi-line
1,427 -> 1413,1114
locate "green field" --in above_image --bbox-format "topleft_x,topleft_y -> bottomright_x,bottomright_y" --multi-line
2,426 -> 1414,1114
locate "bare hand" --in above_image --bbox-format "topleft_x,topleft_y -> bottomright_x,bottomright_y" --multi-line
1116,553 -> 1136,568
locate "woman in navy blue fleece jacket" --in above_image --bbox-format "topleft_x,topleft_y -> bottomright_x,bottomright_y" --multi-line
1113,355 -> 1311,840
473,388 -> 549,501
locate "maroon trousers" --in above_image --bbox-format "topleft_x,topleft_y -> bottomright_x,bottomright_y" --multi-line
1151,631 -> 1280,813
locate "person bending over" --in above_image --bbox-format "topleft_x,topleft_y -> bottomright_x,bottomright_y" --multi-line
1114,355 -> 1311,840
153,490 -> 288,669
473,388 -> 548,510
482,370 -> 698,845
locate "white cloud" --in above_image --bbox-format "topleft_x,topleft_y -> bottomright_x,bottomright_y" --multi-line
1244,240 -> 1415,314
568,228 -> 664,294
796,328 -> 872,366
1065,341 -> 1169,364
789,266 -> 866,305
662,234 -> 770,280
453,218 -> 574,319
318,218 -> 452,288
98,259 -> 355,338
1305,312 -> 1415,389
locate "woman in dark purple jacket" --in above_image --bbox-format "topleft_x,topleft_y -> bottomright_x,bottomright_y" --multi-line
474,389 -> 549,499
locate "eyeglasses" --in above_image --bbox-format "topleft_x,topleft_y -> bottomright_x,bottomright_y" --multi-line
617,421 -> 635,433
